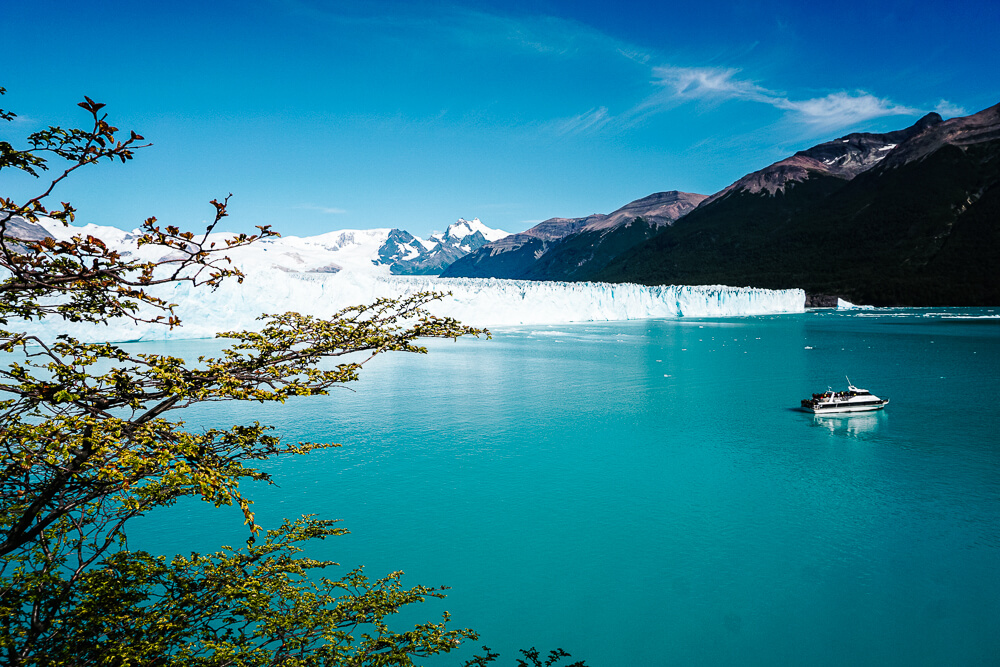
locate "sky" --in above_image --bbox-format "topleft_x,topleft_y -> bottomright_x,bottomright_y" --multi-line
3,0 -> 998,239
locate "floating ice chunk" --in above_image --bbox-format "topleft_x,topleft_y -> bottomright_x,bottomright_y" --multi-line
837,298 -> 874,310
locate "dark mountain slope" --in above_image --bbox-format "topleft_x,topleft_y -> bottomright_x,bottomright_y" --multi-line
594,121 -> 1000,305
522,214 -> 698,281
700,112 -> 942,207
442,191 -> 705,279
439,215 -> 600,279
592,175 -> 849,288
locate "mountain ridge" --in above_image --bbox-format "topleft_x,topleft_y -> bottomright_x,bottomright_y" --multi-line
700,112 -> 944,206
444,102 -> 1000,305
594,102 -> 1000,305
2,216 -> 510,277
440,190 -> 705,279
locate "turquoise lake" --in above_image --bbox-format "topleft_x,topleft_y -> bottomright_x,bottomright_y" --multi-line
127,309 -> 1000,666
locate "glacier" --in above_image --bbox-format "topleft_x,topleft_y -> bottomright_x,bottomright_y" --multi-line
7,217 -> 805,342
12,270 -> 805,342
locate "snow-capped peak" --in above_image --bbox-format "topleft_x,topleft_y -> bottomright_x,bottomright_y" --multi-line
432,218 -> 509,244
20,215 -> 510,279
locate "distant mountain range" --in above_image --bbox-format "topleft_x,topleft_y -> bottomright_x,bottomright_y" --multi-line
375,218 -> 509,274
445,103 -> 1000,306
9,103 -> 998,305
5,216 -> 509,277
440,191 -> 706,280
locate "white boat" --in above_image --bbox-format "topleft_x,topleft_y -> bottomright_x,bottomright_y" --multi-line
800,378 -> 889,413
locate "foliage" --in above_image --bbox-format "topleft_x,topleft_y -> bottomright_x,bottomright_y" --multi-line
464,647 -> 585,667
0,88 -> 590,666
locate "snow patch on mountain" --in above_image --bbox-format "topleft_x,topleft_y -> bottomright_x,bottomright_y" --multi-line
431,218 -> 508,245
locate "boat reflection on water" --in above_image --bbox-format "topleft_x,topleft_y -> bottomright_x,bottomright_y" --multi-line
811,411 -> 883,438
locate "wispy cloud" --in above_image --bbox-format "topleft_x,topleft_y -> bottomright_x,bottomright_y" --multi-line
276,1 -> 654,62
451,9 -> 655,62
2,113 -> 38,127
650,66 -> 775,105
771,92 -> 918,130
647,66 -> 918,132
547,65 -> 920,139
934,99 -> 966,117
279,3 -> 924,139
553,107 -> 611,135
295,204 -> 347,215
616,47 -> 652,66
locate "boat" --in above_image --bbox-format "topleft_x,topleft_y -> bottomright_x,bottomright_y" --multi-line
800,377 -> 889,413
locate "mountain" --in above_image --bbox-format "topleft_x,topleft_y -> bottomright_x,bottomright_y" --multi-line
431,217 -> 510,248
441,191 -> 706,279
0,216 -> 51,241
0,216 -> 51,252
4,216 -> 509,277
387,218 -> 509,275
594,103 -> 1000,305
380,218 -> 509,275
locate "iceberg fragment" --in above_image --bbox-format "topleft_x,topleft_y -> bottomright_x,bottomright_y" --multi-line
837,298 -> 874,310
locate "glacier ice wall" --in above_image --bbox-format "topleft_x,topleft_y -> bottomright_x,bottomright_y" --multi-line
11,269 -> 805,342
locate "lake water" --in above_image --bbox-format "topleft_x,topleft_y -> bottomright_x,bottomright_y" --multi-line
126,309 -> 1000,666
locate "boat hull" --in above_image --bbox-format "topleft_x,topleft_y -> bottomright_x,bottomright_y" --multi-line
803,401 -> 888,414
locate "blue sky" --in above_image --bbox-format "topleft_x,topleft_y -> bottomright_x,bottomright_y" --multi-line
4,0 -> 998,238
